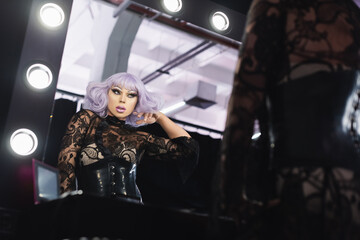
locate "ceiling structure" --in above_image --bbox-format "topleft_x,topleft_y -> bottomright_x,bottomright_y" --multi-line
56,0 -> 249,135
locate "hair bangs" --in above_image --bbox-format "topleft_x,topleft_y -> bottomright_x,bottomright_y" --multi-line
112,74 -> 139,93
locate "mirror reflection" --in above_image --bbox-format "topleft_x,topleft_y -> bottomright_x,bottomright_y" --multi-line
48,0 -> 239,212
56,0 -> 238,132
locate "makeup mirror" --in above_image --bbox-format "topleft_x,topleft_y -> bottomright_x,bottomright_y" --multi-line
49,0 -> 250,212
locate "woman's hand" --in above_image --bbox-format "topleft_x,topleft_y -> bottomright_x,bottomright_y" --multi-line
135,111 -> 190,138
134,111 -> 164,125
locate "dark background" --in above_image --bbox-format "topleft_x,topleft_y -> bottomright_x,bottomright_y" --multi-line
211,0 -> 252,15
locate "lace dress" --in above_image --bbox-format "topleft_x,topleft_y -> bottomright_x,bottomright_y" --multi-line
218,0 -> 360,239
57,109 -> 199,203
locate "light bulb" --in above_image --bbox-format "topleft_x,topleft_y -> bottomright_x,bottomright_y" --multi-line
40,3 -> 65,28
211,11 -> 230,31
10,129 -> 38,156
162,0 -> 182,13
26,64 -> 53,89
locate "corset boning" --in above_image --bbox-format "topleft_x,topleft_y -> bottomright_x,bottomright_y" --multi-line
267,70 -> 360,171
77,157 -> 141,200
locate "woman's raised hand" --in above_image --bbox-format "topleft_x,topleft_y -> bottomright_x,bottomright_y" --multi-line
135,111 -> 190,138
134,111 -> 164,125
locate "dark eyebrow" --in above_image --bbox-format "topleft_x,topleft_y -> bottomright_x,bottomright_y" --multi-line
112,86 -> 137,94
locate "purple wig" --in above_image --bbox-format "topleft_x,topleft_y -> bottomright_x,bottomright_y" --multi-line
83,72 -> 163,126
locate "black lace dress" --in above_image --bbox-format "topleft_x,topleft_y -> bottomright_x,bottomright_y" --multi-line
57,109 -> 199,203
217,0 -> 360,239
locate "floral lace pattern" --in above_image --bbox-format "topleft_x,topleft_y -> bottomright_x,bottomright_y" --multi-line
219,0 -> 360,238
58,109 -> 199,194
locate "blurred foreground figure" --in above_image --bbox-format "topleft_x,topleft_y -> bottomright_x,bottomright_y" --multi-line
214,0 -> 360,239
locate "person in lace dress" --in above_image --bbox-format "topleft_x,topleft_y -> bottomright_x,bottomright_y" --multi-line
57,72 -> 199,203
214,0 -> 360,239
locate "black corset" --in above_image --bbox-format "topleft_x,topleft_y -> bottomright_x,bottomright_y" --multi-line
77,157 -> 141,201
77,118 -> 141,201
267,70 -> 360,171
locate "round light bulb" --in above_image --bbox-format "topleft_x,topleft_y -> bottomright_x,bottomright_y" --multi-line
26,64 -> 53,89
162,0 -> 182,13
40,3 -> 65,28
10,129 -> 38,156
211,11 -> 230,31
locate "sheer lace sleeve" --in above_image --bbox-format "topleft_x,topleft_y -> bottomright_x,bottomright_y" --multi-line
220,0 -> 284,205
144,135 -> 199,183
57,110 -> 94,193
222,0 -> 283,160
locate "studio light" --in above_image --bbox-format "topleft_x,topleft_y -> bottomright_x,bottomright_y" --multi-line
162,0 -> 182,13
162,101 -> 186,114
251,132 -> 261,140
10,128 -> 38,156
211,11 -> 230,31
26,63 -> 53,89
39,3 -> 65,28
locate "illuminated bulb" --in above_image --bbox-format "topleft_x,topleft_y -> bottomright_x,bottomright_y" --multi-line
10,129 -> 38,156
162,0 -> 182,13
26,64 -> 53,89
251,132 -> 261,140
211,11 -> 230,31
40,3 -> 65,28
